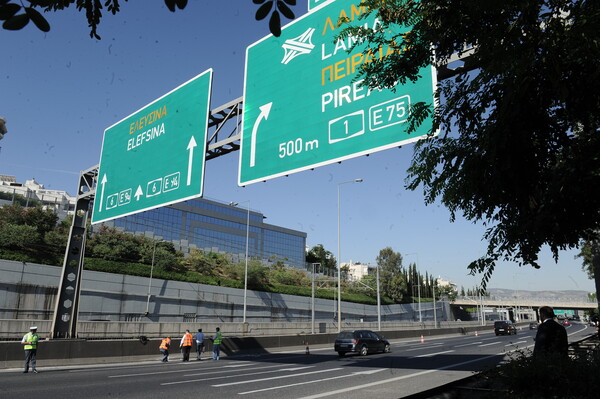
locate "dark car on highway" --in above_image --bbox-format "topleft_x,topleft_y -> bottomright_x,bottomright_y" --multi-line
529,322 -> 539,330
494,320 -> 517,336
334,330 -> 390,357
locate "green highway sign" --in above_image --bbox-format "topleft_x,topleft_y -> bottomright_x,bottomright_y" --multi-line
92,70 -> 212,224
308,0 -> 328,11
239,0 -> 435,186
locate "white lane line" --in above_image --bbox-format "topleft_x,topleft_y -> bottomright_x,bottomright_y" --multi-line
109,362 -> 255,378
184,363 -> 287,377
238,369 -> 386,395
505,341 -> 528,347
163,366 -> 313,386
454,342 -> 483,348
297,353 -> 503,399
478,341 -> 501,347
405,344 -> 443,351
408,350 -> 455,359
212,367 -> 344,387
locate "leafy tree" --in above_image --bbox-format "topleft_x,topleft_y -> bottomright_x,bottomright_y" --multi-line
0,0 -> 297,38
436,284 -> 458,302
341,1 -> 600,291
43,214 -> 72,253
306,244 -> 337,277
86,225 -> 142,262
0,223 -> 39,249
376,247 -> 407,302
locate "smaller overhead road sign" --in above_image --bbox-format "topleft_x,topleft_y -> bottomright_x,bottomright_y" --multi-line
92,70 -> 213,224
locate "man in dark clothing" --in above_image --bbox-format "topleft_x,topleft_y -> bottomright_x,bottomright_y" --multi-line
533,306 -> 568,358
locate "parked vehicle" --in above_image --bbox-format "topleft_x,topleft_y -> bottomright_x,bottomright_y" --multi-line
494,320 -> 517,336
334,330 -> 390,357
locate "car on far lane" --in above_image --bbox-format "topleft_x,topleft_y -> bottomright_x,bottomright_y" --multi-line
334,330 -> 390,357
494,320 -> 517,336
562,320 -> 571,327
529,322 -> 539,330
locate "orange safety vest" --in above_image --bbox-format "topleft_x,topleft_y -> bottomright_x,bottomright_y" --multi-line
182,333 -> 193,347
160,338 -> 171,350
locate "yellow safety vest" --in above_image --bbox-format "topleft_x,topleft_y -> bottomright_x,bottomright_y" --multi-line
23,332 -> 38,350
213,332 -> 222,345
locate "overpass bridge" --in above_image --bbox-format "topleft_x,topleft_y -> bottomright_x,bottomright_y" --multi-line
452,296 -> 596,323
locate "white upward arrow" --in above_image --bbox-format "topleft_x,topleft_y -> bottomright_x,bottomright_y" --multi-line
98,174 -> 107,212
250,102 -> 272,167
134,185 -> 143,201
186,136 -> 197,186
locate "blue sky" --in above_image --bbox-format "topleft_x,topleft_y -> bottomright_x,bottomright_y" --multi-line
1,1 -> 593,293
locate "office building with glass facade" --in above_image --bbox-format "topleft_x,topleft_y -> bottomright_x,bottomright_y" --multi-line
101,197 -> 307,269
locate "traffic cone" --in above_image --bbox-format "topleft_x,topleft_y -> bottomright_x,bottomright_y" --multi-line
305,341 -> 310,355
420,335 -> 425,343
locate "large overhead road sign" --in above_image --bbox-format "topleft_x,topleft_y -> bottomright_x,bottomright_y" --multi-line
239,0 -> 436,186
92,70 -> 212,224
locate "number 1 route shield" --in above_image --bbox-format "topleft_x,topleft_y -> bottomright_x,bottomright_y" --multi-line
92,70 -> 212,224
239,0 -> 436,186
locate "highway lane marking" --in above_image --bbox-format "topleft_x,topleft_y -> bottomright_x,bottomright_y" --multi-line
297,353 -> 504,399
408,350 -> 455,359
478,341 -> 501,347
183,363 -> 286,377
405,344 -> 444,351
108,362 -> 258,378
453,342 -> 483,348
163,366 -> 313,385
212,367 -> 344,387
238,369 -> 386,395
505,341 -> 528,347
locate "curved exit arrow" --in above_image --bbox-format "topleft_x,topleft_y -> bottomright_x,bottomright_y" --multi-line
250,102 -> 272,167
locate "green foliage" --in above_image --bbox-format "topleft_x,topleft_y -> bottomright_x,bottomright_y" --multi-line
577,238 -> 599,279
306,244 -> 337,277
376,247 -> 407,302
0,191 -> 42,207
340,0 -> 600,288
1,0 -> 298,39
0,223 -> 40,249
482,349 -> 600,398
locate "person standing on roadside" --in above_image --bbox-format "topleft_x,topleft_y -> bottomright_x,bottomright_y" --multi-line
211,327 -> 223,360
180,329 -> 193,361
21,326 -> 39,373
195,328 -> 205,361
159,336 -> 171,362
533,306 -> 568,358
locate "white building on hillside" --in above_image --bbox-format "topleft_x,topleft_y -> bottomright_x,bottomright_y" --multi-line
0,175 -> 76,220
343,262 -> 376,281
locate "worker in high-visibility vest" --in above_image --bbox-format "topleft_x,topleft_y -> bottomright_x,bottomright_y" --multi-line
211,327 -> 223,360
21,326 -> 39,373
159,336 -> 171,362
180,330 -> 193,362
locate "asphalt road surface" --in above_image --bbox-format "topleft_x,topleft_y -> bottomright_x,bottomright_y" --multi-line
0,323 -> 593,399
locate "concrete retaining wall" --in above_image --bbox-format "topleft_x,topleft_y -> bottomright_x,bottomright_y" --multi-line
0,259 -> 455,340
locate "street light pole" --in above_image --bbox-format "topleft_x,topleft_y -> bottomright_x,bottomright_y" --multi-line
311,263 -> 320,334
337,178 -> 363,332
229,200 -> 250,324
145,241 -> 157,315
376,264 -> 381,331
